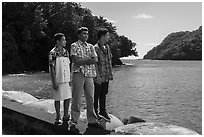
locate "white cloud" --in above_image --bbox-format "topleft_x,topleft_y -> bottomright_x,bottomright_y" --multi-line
134,14 -> 154,19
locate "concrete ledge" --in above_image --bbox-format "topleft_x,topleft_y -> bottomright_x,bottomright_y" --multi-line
2,99 -> 74,135
2,98 -> 111,135
2,91 -> 199,135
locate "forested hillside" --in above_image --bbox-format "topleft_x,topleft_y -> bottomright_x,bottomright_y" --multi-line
2,2 -> 138,74
144,26 -> 202,60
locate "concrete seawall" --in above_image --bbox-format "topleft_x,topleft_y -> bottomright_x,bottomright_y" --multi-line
3,99 -> 74,135
2,90 -> 199,135
2,96 -> 112,135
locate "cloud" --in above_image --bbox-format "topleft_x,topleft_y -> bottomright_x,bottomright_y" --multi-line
134,14 -> 154,19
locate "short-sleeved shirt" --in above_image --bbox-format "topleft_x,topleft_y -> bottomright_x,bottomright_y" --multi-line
70,40 -> 97,78
49,46 -> 70,83
94,43 -> 113,82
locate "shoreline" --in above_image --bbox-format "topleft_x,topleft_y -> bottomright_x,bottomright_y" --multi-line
2,65 -> 202,134
2,90 -> 199,135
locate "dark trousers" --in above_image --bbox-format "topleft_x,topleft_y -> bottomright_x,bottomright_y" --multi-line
94,81 -> 109,114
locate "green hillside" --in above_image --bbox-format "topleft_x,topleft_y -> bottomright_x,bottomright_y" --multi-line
144,26 -> 202,60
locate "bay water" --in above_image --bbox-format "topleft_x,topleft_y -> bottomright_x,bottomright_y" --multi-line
107,59 -> 202,134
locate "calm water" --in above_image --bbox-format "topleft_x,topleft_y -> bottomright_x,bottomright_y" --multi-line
107,59 -> 202,134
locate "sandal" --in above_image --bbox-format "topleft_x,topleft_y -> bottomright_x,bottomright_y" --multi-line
54,118 -> 62,125
62,115 -> 70,122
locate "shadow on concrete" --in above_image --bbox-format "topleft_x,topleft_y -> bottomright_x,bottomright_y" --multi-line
2,99 -> 113,135
83,126 -> 111,135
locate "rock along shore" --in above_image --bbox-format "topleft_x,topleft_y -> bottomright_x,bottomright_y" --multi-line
2,90 -> 199,135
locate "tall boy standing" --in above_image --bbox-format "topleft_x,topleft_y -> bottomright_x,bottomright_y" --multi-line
69,27 -> 104,130
94,28 -> 113,121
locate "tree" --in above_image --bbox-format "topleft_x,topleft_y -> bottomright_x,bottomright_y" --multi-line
2,2 -> 138,74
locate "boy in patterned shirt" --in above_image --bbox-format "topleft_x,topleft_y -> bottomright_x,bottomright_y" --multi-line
94,28 -> 113,122
49,33 -> 72,125
69,27 -> 104,131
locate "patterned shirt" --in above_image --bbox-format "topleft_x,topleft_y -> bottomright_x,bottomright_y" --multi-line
94,43 -> 113,82
70,40 -> 97,78
48,46 -> 70,83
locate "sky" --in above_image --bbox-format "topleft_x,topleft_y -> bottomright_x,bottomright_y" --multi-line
80,2 -> 202,58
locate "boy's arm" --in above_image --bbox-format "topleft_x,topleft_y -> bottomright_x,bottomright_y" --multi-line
72,56 -> 97,65
50,64 -> 58,90
50,65 -> 55,84
71,44 -> 98,65
49,52 -> 58,90
94,62 -> 102,84
93,46 -> 102,84
69,63 -> 73,86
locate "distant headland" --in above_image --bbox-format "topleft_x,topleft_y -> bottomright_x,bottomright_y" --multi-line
143,26 -> 202,60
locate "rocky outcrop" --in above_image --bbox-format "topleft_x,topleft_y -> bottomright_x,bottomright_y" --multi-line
115,122 -> 199,135
122,116 -> 146,125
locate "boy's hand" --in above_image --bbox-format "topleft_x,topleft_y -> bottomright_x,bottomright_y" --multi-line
95,76 -> 102,85
69,81 -> 72,87
53,83 -> 58,90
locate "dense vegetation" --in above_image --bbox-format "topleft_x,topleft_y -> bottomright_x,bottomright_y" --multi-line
144,26 -> 202,60
2,2 -> 138,74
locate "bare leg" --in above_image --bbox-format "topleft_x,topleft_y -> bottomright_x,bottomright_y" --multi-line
63,98 -> 70,119
55,101 -> 61,119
